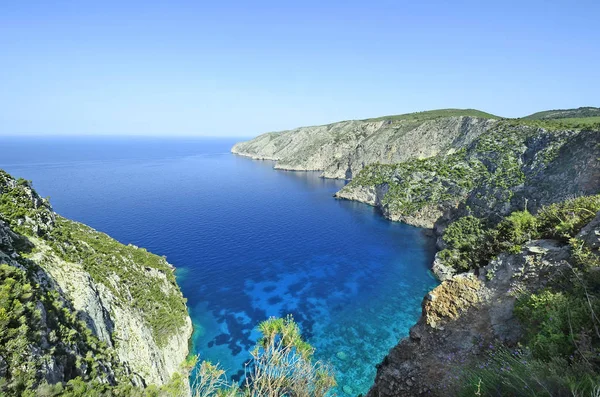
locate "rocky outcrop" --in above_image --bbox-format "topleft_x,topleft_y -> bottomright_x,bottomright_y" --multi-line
367,239 -> 572,396
0,170 -> 192,395
577,211 -> 600,250
29,236 -> 193,389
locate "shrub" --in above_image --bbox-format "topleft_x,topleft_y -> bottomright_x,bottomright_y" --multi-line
495,210 -> 538,245
191,316 -> 336,397
439,216 -> 488,271
439,194 -> 600,273
536,196 -> 600,241
443,215 -> 486,251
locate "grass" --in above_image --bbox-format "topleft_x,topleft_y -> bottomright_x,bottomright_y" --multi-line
555,116 -> 600,126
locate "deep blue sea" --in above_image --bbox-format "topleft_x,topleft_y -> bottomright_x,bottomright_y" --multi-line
0,136 -> 437,394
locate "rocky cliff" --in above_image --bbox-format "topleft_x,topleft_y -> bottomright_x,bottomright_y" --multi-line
234,110 -> 599,230
233,108 -> 600,396
337,123 -> 600,229
232,109 -> 498,179
0,170 -> 193,396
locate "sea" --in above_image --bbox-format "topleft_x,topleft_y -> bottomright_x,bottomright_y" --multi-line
0,136 -> 438,395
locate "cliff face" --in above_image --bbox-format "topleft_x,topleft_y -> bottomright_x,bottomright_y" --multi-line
336,125 -> 600,229
0,170 -> 192,396
234,113 -> 599,231
232,114 -> 497,179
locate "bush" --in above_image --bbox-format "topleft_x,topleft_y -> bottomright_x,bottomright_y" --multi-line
495,210 -> 538,245
439,216 -> 488,271
443,216 -> 487,251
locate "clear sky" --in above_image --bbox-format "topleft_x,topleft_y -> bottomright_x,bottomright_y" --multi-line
1,0 -> 599,137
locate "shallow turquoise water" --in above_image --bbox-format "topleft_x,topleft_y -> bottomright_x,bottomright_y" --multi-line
1,137 -> 438,394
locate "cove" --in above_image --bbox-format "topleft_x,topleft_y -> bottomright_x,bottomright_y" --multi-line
0,136 -> 438,394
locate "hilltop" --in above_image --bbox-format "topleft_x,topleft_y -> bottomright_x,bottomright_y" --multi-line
361,108 -> 500,122
524,106 -> 600,120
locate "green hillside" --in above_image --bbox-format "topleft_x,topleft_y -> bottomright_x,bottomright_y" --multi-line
363,108 -> 501,122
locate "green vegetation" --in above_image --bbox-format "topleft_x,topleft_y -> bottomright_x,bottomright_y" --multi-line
439,195 -> 600,272
438,215 -> 488,272
517,106 -> 600,131
16,372 -> 188,397
191,316 -> 336,397
508,117 -> 600,131
536,196 -> 600,241
352,149 -> 488,216
515,290 -> 595,362
363,108 -> 500,122
471,122 -> 530,194
458,347 -> 599,397
365,105 -> 600,125
362,106 -> 600,124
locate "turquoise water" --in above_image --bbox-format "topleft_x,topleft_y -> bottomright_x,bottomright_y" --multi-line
1,137 -> 438,394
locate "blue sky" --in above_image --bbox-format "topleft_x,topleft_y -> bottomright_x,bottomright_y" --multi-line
1,0 -> 598,136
